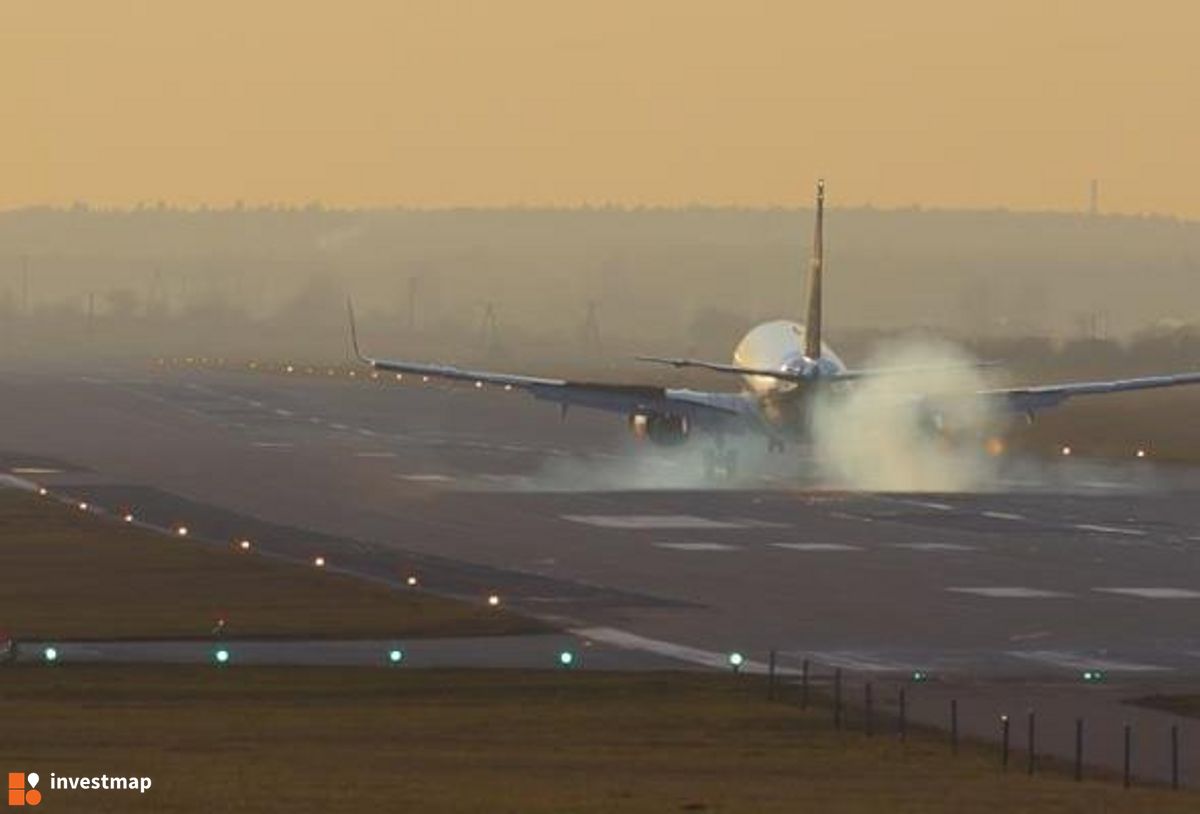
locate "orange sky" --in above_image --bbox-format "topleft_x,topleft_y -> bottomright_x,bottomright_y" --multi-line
2,1 -> 1197,215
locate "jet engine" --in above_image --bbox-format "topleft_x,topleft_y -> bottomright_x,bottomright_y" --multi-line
628,412 -> 690,446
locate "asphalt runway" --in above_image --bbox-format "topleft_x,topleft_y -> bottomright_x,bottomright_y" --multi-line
5,360 -> 1200,781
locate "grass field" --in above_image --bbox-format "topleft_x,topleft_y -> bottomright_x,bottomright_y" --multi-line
1,666 -> 1194,813
0,489 -> 543,640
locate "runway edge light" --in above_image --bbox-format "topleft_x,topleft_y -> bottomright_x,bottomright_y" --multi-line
559,650 -> 576,668
214,648 -> 231,665
728,652 -> 745,672
388,648 -> 404,665
43,646 -> 59,663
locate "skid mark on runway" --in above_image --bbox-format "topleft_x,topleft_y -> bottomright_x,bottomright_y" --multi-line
892,542 -> 976,551
1094,587 -> 1200,599
654,542 -> 740,552
771,543 -> 862,552
1006,650 -> 1171,673
948,587 -> 1073,598
561,514 -> 765,530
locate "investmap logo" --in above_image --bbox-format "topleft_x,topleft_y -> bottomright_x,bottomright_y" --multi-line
7,773 -> 41,807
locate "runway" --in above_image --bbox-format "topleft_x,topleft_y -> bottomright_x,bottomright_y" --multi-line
6,362 -> 1200,675
8,360 -> 1200,779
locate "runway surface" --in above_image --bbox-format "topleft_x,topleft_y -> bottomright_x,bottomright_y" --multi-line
4,361 -> 1200,780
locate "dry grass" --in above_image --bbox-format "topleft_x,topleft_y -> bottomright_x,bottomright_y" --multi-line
0,489 -> 543,640
0,666 -> 1194,813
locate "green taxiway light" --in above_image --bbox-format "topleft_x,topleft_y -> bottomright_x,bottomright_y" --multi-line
559,650 -> 576,667
214,648 -> 230,665
1082,670 -> 1105,683
388,649 -> 404,664
43,646 -> 59,663
911,671 -> 928,683
728,652 -> 745,671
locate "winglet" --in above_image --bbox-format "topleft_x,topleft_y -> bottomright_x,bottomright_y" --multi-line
346,297 -> 368,364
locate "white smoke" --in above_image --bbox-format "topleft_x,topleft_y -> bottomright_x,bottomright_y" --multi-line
809,338 -> 1002,492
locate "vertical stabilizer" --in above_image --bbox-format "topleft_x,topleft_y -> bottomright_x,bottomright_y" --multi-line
804,179 -> 825,359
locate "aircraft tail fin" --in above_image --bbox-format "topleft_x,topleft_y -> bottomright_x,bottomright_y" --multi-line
804,179 -> 825,360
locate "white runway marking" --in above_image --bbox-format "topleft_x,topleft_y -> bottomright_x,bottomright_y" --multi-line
251,441 -> 293,449
1074,524 -> 1147,537
1006,651 -> 1171,673
354,452 -> 397,459
398,474 -> 455,483
561,514 -> 756,530
799,651 -> 920,672
893,543 -> 976,552
771,543 -> 862,552
898,500 -> 954,511
1094,587 -> 1200,599
272,408 -> 294,417
330,423 -> 350,431
981,511 -> 1025,521
948,587 -> 1072,598
572,627 -> 767,673
9,467 -> 61,475
654,542 -> 740,552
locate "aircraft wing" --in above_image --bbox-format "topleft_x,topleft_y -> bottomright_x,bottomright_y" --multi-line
349,304 -> 751,425
636,354 -> 996,384
983,372 -> 1200,413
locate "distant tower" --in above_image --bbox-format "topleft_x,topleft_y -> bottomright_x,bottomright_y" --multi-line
581,300 -> 602,353
478,302 -> 500,355
1089,179 -> 1099,216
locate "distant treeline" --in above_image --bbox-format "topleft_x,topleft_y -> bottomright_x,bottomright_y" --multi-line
1,206 -> 1197,368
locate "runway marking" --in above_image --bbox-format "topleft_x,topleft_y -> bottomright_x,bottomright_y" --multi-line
330,423 -> 350,431
398,474 -> 455,483
1094,587 -> 1200,599
897,499 -> 954,511
247,400 -> 264,408
947,587 -> 1072,599
9,467 -> 61,475
1074,524 -> 1147,537
1008,630 -> 1053,642
653,542 -> 740,552
357,429 -> 375,437
1006,650 -> 1171,673
798,651 -> 920,672
272,408 -> 294,417
771,543 -> 862,552
981,511 -> 1025,521
1079,480 -> 1125,490
251,441 -> 293,449
830,512 -> 874,523
561,514 -> 757,530
893,542 -> 976,552
572,627 -> 766,672
354,452 -> 397,459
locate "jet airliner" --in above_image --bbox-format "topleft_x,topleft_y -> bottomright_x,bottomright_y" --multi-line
348,181 -> 1200,474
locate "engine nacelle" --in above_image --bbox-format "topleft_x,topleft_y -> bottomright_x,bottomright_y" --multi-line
628,412 -> 690,446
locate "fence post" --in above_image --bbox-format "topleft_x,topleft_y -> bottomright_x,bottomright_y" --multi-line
767,649 -> 777,701
1001,715 -> 1010,771
1172,724 -> 1180,791
950,699 -> 958,755
898,687 -> 907,742
1074,718 -> 1083,782
1123,723 -> 1132,789
833,668 -> 843,730
864,682 -> 874,737
1027,709 -> 1036,775
801,659 -> 810,710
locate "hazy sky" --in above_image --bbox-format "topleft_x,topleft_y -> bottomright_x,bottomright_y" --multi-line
3,1 -> 1197,215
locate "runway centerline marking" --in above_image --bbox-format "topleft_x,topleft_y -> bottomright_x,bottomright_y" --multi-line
653,542 -> 740,552
981,511 -> 1025,521
561,514 -> 763,530
1006,650 -> 1171,673
1094,587 -> 1200,599
398,474 -> 455,483
947,587 -> 1073,598
771,543 -> 862,552
1074,524 -> 1147,537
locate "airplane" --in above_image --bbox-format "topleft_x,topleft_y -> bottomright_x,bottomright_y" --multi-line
347,180 -> 1200,476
